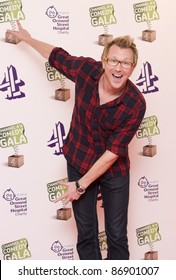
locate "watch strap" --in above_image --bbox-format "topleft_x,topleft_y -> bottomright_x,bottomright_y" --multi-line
75,181 -> 80,190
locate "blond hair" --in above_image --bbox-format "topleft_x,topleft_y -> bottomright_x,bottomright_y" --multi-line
101,35 -> 138,66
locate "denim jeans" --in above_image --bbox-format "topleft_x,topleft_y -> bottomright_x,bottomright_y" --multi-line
67,162 -> 130,260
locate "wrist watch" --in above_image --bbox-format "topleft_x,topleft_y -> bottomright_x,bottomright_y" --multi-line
75,181 -> 86,195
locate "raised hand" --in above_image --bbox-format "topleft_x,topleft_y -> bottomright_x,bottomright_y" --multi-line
7,20 -> 31,42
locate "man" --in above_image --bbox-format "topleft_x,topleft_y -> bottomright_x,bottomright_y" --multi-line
8,21 -> 146,260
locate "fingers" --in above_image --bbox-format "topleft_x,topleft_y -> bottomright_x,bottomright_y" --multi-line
54,194 -> 71,206
16,20 -> 22,30
53,181 -> 79,205
58,181 -> 69,187
54,193 -> 66,203
6,20 -> 22,37
53,181 -> 69,204
63,196 -> 72,206
54,193 -> 72,204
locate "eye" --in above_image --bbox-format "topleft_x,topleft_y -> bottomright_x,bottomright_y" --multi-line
123,61 -> 130,66
111,59 -> 118,63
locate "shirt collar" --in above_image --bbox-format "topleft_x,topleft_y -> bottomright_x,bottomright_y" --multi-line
90,64 -> 132,107
100,80 -> 132,107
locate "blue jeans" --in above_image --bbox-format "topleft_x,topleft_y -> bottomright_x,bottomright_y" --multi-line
67,162 -> 130,260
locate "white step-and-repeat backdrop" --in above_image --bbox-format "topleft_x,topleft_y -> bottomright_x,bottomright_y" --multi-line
0,0 -> 175,260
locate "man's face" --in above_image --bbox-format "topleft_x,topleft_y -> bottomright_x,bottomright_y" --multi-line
102,45 -> 135,93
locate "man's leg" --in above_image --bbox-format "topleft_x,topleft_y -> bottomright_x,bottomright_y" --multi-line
67,163 -> 102,260
100,174 -> 130,260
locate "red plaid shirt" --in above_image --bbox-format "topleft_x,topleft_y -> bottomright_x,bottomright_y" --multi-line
49,48 -> 146,178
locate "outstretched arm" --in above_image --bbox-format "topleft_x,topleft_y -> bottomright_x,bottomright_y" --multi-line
7,20 -> 55,59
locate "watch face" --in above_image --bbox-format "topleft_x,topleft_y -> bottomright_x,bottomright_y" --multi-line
76,181 -> 85,195
77,187 -> 85,195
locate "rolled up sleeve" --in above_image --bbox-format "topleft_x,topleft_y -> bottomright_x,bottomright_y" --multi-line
107,106 -> 146,156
